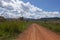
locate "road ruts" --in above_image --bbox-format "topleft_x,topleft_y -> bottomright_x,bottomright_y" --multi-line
16,23 -> 60,40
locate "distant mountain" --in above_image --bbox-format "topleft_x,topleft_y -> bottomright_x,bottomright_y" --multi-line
0,16 -> 5,19
0,16 -> 6,22
0,16 -> 60,21
40,17 -> 60,21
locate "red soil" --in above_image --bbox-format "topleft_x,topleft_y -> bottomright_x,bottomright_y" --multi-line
16,23 -> 60,40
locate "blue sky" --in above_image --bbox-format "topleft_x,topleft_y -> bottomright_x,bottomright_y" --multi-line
23,0 -> 60,12
0,0 -> 60,19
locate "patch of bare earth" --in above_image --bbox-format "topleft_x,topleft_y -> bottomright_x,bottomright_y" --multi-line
16,23 -> 60,40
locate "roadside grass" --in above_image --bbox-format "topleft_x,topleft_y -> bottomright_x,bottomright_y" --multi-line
36,21 -> 60,34
0,21 -> 32,40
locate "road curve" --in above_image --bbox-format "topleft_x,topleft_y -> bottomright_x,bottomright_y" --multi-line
16,23 -> 60,40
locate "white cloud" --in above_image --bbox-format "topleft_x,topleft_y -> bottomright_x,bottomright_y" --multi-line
0,0 -> 60,19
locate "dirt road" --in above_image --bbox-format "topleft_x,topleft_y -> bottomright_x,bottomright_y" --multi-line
16,23 -> 60,40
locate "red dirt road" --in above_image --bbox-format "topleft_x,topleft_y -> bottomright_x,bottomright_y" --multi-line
16,23 -> 60,40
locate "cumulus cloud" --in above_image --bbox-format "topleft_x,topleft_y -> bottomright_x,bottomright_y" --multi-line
0,0 -> 60,19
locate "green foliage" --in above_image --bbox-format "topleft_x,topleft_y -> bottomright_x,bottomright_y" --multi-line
0,21 -> 32,40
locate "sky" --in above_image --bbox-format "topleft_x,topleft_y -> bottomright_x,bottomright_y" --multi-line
23,0 -> 60,12
0,0 -> 60,19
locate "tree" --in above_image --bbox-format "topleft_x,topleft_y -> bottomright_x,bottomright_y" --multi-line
19,17 -> 24,21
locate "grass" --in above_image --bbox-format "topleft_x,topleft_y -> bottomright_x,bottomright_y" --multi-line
0,20 -> 32,40
36,21 -> 60,34
0,20 -> 60,40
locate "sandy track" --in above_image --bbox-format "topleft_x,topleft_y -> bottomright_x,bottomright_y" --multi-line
16,23 -> 60,40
